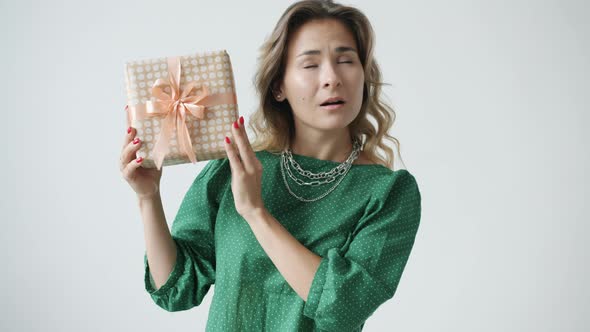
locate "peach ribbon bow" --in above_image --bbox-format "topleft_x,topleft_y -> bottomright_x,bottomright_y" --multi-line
128,56 -> 237,170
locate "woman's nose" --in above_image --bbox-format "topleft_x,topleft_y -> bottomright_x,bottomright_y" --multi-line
322,63 -> 342,88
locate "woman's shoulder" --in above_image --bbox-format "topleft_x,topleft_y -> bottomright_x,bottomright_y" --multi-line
256,149 -> 278,158
352,151 -> 376,166
195,156 -> 231,182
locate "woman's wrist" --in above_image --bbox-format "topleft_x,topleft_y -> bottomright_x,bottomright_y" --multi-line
137,188 -> 161,203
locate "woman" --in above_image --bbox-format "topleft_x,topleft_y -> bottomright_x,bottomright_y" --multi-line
120,0 -> 421,330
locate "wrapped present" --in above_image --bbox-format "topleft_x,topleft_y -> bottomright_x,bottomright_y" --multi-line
124,49 -> 239,170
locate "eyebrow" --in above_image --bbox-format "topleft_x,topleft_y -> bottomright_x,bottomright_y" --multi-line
296,46 -> 357,57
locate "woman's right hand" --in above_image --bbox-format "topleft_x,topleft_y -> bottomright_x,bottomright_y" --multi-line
120,113 -> 163,199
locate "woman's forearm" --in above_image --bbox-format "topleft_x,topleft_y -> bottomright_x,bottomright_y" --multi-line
138,193 -> 177,290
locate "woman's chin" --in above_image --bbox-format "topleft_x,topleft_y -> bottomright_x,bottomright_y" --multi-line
313,117 -> 356,131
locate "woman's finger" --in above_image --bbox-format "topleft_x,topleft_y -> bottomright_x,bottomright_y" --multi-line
224,136 -> 243,176
122,106 -> 134,148
231,117 -> 257,173
120,137 -> 142,171
122,155 -> 144,181
123,126 -> 134,148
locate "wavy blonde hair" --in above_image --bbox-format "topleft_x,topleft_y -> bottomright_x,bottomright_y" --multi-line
248,0 -> 404,170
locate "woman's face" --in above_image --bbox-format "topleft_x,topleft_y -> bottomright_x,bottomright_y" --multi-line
278,18 -> 365,133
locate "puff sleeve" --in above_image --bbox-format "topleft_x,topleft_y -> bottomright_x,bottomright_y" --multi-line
303,170 -> 422,331
143,158 -> 229,312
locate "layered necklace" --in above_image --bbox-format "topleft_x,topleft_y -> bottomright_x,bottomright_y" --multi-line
280,137 -> 362,202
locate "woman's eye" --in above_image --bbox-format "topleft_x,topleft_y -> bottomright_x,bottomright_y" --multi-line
303,61 -> 353,69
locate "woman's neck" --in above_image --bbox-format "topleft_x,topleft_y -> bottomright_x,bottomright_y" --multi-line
289,130 -> 355,163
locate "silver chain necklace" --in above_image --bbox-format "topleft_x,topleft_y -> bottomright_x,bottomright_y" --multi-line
280,138 -> 361,202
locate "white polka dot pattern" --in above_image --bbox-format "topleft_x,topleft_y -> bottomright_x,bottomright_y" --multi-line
142,150 -> 422,331
124,50 -> 238,168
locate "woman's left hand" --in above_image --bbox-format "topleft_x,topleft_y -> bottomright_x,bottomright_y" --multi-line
224,116 -> 265,219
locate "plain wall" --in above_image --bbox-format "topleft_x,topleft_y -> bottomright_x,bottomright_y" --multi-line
0,0 -> 588,331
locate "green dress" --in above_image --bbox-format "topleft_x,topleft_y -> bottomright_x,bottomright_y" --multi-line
143,149 -> 422,331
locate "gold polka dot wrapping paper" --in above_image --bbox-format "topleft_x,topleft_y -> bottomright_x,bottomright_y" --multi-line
124,50 -> 239,170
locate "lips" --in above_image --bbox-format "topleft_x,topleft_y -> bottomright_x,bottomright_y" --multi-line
320,97 -> 346,106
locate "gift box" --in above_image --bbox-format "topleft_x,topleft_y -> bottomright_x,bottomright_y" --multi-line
124,49 -> 239,170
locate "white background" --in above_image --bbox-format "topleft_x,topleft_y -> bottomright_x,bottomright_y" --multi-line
0,0 -> 588,331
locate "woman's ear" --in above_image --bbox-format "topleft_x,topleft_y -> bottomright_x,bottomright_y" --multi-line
272,82 -> 284,102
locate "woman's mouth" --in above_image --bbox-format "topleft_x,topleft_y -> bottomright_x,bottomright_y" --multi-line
320,100 -> 346,110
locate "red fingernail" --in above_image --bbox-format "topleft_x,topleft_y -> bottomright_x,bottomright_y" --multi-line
225,136 -> 231,144
239,116 -> 244,125
127,127 -> 131,134
133,138 -> 140,144
136,157 -> 143,163
233,121 -> 239,129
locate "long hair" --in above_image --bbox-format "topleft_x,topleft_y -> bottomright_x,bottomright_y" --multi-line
248,0 -> 404,169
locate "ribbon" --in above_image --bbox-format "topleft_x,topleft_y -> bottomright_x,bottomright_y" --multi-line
127,56 -> 237,170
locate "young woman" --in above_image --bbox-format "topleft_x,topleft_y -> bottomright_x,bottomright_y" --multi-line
120,0 -> 422,330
